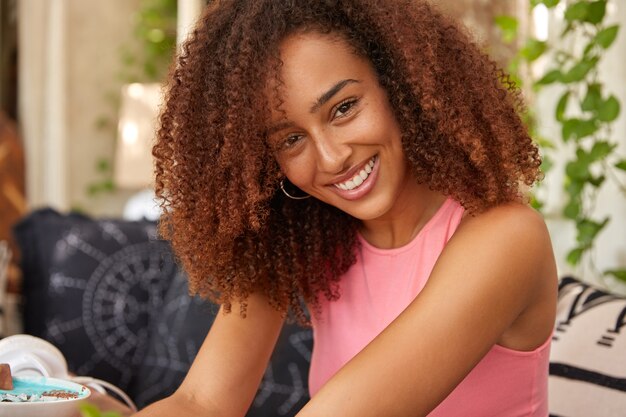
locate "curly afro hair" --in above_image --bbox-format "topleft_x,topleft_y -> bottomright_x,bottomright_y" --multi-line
154,0 -> 542,324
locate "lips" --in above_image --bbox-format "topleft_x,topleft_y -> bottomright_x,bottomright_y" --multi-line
332,156 -> 377,191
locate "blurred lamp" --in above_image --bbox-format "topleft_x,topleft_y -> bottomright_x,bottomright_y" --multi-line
114,83 -> 162,220
114,83 -> 162,189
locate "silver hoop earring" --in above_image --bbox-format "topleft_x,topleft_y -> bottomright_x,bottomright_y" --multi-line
280,179 -> 310,200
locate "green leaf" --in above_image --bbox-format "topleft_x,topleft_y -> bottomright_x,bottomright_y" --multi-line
562,120 -> 576,141
541,0 -> 561,7
581,84 -> 602,112
530,194 -> 544,211
566,160 -> 590,181
563,200 -> 581,219
562,58 -> 598,83
561,22 -> 574,37
588,175 -> 606,187
590,141 -> 616,160
556,91 -> 570,121
585,1 -> 607,24
566,247 -> 585,265
594,25 -> 619,48
583,41 -> 596,57
101,180 -> 115,192
148,28 -> 165,43
79,403 -> 100,417
507,71 -> 523,89
615,159 -> 626,171
566,179 -> 584,198
576,217 -> 609,246
605,269 -> 626,282
562,118 -> 598,141
495,16 -> 518,43
96,159 -> 111,173
575,119 -> 599,139
564,2 -> 590,22
541,155 -> 554,173
87,184 -> 100,196
521,39 -> 548,62
535,135 -> 556,149
535,69 -> 563,85
597,95 -> 620,121
94,116 -> 112,131
575,147 -> 592,164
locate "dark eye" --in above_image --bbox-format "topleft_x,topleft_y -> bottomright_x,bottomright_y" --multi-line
333,99 -> 358,119
281,134 -> 304,150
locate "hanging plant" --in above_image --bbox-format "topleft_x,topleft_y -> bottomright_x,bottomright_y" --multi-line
496,0 -> 626,283
88,0 -> 177,200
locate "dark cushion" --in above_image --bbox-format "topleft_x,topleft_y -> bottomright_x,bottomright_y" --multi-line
251,320 -> 312,416
127,271 -> 217,407
130,271 -> 313,416
550,276 -> 626,417
14,208 -> 177,391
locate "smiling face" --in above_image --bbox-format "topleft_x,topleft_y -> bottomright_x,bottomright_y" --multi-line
268,32 -> 423,224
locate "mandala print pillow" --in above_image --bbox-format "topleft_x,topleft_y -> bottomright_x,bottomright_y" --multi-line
15,208 -> 177,391
549,276 -> 626,417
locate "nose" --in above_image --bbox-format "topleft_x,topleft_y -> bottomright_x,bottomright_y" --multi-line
311,130 -> 351,174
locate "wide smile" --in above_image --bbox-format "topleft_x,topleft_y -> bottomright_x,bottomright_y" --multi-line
327,155 -> 379,200
333,156 -> 376,191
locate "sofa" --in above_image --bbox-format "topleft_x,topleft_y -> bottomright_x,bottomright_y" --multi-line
14,208 -> 312,416
11,208 -> 626,416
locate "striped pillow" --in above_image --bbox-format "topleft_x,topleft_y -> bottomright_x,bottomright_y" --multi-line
549,276 -> 626,417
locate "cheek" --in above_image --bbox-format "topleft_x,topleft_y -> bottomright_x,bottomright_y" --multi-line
280,153 -> 316,188
362,99 -> 402,144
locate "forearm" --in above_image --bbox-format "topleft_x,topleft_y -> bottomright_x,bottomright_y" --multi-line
135,296 -> 284,417
132,391 -> 229,417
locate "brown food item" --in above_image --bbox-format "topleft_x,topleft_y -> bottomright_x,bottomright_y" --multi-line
0,364 -> 13,390
42,390 -> 79,399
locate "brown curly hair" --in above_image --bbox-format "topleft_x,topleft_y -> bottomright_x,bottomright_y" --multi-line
154,0 -> 542,323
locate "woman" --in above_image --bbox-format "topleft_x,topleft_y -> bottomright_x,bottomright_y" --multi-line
137,0 -> 557,415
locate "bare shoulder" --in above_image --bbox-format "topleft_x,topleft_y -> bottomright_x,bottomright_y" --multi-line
453,203 -> 553,267
445,202 -> 557,350
450,202 -> 555,284
459,202 -> 549,242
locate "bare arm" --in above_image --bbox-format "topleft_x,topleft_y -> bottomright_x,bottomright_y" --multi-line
297,204 -> 557,417
134,292 -> 285,417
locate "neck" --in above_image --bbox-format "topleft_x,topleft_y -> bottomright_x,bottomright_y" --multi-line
360,186 -> 447,249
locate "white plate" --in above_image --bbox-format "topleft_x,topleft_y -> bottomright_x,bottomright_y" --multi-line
0,334 -> 69,378
0,376 -> 91,417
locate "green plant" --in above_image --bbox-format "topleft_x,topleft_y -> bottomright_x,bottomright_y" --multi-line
79,402 -> 123,417
88,0 -> 177,199
496,0 -> 626,283
118,0 -> 178,83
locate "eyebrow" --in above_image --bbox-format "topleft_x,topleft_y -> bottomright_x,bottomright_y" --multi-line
309,78 -> 360,113
267,119 -> 295,135
267,78 -> 361,135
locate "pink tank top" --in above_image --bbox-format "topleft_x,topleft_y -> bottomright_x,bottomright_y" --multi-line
309,198 -> 550,416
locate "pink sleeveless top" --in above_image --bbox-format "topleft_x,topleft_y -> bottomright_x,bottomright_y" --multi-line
309,198 -> 550,416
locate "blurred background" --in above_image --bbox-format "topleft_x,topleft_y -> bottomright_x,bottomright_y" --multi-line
1,0 -> 625,313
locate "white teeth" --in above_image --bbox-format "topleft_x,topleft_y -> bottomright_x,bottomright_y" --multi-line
333,156 -> 376,191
